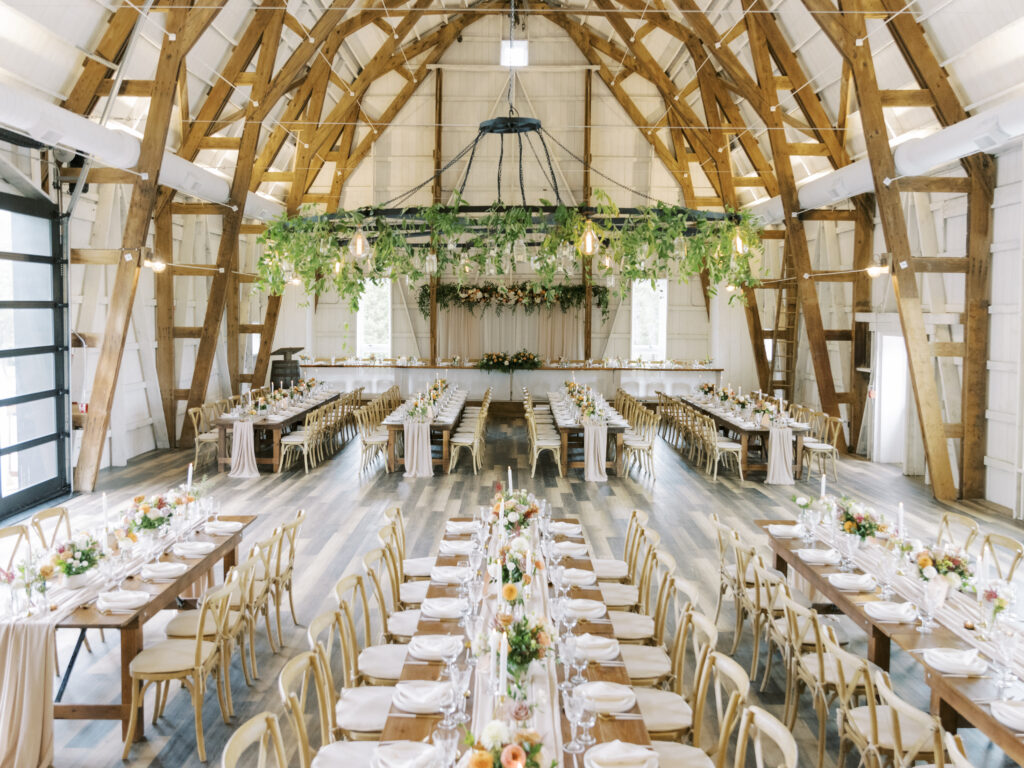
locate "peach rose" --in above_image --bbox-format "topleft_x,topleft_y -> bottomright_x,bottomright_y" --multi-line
502,583 -> 519,602
522,573 -> 532,586
537,631 -> 551,648
917,554 -> 933,569
133,495 -> 145,504
500,744 -> 526,768
468,750 -> 493,768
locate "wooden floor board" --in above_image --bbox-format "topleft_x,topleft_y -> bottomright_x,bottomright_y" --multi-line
10,417 -> 1021,766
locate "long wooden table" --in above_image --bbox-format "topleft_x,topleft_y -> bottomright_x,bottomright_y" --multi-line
760,519 -> 1024,764
54,514 -> 255,741
215,393 -> 339,473
681,396 -> 809,478
379,516 -> 650,756
382,394 -> 465,475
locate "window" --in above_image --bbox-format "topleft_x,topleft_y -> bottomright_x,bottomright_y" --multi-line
0,194 -> 68,520
630,279 -> 668,361
357,280 -> 392,358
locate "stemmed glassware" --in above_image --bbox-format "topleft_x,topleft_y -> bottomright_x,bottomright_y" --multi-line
571,648 -> 589,685
558,635 -> 577,693
878,548 -> 898,600
838,533 -> 859,572
450,660 -> 472,724
799,508 -> 816,545
576,693 -> 597,746
917,579 -> 947,634
432,724 -> 459,767
442,643 -> 461,680
993,617 -> 1020,691
563,690 -> 585,754
438,682 -> 458,728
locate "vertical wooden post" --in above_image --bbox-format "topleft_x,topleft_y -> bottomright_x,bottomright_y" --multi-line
154,197 -> 176,448
432,69 -> 443,206
582,69 -> 593,361
848,195 -> 876,452
76,8 -> 193,491
226,248 -> 240,394
429,278 -> 438,366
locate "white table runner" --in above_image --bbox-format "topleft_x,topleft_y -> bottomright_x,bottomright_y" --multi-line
228,419 -> 260,479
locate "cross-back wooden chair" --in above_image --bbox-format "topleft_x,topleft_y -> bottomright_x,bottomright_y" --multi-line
221,711 -> 289,768
980,532 -> 1024,581
936,511 -> 980,554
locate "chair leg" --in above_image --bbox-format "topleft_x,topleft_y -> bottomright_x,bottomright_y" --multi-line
248,621 -> 260,680
191,678 -> 208,762
749,614 -> 762,680
121,678 -> 142,760
815,695 -> 827,768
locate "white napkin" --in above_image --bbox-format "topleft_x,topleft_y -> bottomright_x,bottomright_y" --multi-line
392,680 -> 449,714
562,568 -> 598,586
575,681 -> 636,714
371,741 -> 441,768
922,647 -> 988,676
564,598 -> 607,620
204,520 -> 243,535
430,566 -> 472,584
140,562 -> 188,582
420,597 -> 468,619
550,521 -> 583,536
768,524 -> 803,539
827,573 -> 877,592
554,541 -> 590,558
575,633 -> 620,662
790,422 -> 810,429
173,541 -> 215,559
96,590 -> 149,614
438,539 -> 474,556
990,701 -> 1024,731
796,548 -> 841,565
584,741 -> 658,768
445,520 -> 480,535
863,601 -> 917,623
408,634 -> 464,661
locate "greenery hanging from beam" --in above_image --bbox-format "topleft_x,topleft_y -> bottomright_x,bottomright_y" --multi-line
255,191 -> 763,311
417,281 -> 611,320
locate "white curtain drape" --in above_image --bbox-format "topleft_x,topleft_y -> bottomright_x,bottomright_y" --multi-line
438,306 -> 583,360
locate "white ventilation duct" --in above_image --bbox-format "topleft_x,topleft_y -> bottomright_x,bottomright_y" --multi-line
0,81 -> 285,221
747,92 -> 1024,225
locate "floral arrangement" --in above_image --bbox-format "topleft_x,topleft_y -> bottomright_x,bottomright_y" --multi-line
420,281 -> 611,321
698,382 -> 716,397
978,580 -> 1013,628
579,395 -> 602,422
127,494 -> 176,532
428,378 -> 448,404
479,352 -> 512,372
53,534 -> 104,577
505,613 -> 553,687
836,497 -> 885,541
510,350 -> 541,370
752,400 -> 772,416
564,380 -> 584,397
491,487 -> 540,534
732,395 -> 750,410
17,559 -> 54,598
407,395 -> 431,421
499,535 -> 539,590
718,389 -> 731,403
914,545 -> 971,589
464,719 -> 546,768
451,355 -> 463,366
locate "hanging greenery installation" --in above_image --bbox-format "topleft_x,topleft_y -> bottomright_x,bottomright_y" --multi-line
417,281 -> 610,320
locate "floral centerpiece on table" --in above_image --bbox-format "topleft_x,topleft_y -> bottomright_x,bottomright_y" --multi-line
977,580 -> 1014,635
752,399 -> 772,416
17,558 -> 54,603
565,380 -> 584,397
579,394 -> 603,423
491,487 -> 540,534
510,350 -> 541,370
835,497 -> 885,541
53,534 -> 104,579
127,493 -> 176,532
732,394 -> 750,410
251,395 -> 269,414
498,535 -> 540,593
479,352 -> 512,372
914,545 -> 971,589
428,378 -> 448,404
452,355 -> 463,366
698,382 -> 716,397
407,395 -> 431,422
464,720 -> 547,768
718,387 -> 732,403
504,613 -> 554,692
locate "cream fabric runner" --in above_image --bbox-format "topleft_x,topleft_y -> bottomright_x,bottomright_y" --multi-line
228,419 -> 259,479
403,419 -> 433,478
765,427 -> 794,485
583,422 -> 608,482
0,620 -> 55,768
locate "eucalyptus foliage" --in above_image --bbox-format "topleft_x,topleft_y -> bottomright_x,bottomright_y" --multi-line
256,191 -> 762,312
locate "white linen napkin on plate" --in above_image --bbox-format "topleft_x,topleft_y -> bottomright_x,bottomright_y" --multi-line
408,634 -> 464,661
554,541 -> 589,558
827,573 -> 877,592
575,681 -> 636,713
575,633 -> 620,662
438,539 -> 474,556
420,597 -> 468,619
370,741 -> 441,768
445,520 -> 480,535
990,701 -> 1024,731
204,520 -> 243,535
796,548 -> 841,565
550,521 -> 583,536
583,741 -> 658,768
96,590 -> 149,614
173,541 -> 216,559
564,598 -> 607,620
430,566 -> 472,584
922,648 -> 988,676
864,601 -> 917,623
562,568 -> 598,586
767,524 -> 803,539
392,680 -> 449,714
140,562 -> 188,582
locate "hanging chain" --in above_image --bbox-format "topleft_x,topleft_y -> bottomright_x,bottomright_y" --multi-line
497,133 -> 504,205
535,131 -> 562,205
540,127 -> 661,205
380,132 -> 482,209
517,132 -> 526,205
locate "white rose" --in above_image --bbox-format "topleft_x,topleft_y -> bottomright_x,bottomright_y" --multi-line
944,572 -> 961,588
507,511 -> 520,524
510,536 -> 530,554
795,496 -> 809,507
480,719 -> 512,750
922,565 -> 938,580
487,562 -> 501,581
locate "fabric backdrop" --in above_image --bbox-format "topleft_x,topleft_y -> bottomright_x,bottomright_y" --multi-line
438,306 -> 583,360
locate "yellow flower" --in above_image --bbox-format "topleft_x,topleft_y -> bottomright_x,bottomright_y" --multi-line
468,751 -> 493,768
502,583 -> 519,602
843,520 -> 855,533
917,554 -> 933,569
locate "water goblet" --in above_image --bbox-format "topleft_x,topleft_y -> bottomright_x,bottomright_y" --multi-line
994,618 -> 1020,691
438,683 -> 458,729
468,548 -> 484,576
577,693 -> 597,746
442,643 -> 461,680
467,579 -> 483,620
558,636 -> 577,693
917,580 -> 946,634
451,661 -> 472,724
550,597 -> 566,634
562,691 -> 585,754
839,533 -> 858,573
799,508 -> 816,545
571,650 -> 589,685
878,549 -> 898,600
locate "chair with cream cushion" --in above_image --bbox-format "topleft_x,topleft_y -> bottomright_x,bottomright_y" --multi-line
378,524 -> 429,607
332,574 -> 407,685
944,733 -> 976,768
221,711 -> 289,768
307,606 -> 395,741
384,507 -> 435,580
188,406 -> 220,469
734,706 -> 799,768
122,583 -> 233,762
625,605 -> 717,690
980,531 -> 1024,580
593,510 -> 647,583
598,534 -> 654,610
363,548 -> 419,642
652,689 -> 744,768
800,415 -> 842,482
526,411 -> 562,477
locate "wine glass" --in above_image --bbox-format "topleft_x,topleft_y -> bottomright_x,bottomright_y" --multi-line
571,648 -> 589,685
558,636 -> 577,693
450,661 -> 472,724
878,549 -> 898,600
799,508 -> 816,545
839,533 -> 858,573
917,580 -> 946,634
550,597 -> 566,634
577,693 -> 597,746
563,691 -> 585,754
468,548 -> 484,577
438,683 -> 458,729
442,642 -> 461,680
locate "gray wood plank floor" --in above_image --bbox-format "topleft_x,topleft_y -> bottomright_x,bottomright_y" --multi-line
16,418 -> 1022,767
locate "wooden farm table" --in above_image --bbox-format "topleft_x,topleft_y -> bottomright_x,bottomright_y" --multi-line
681,396 -> 810,479
382,393 -> 466,475
54,514 -> 255,742
215,392 -> 339,473
379,516 -> 650,754
759,520 -> 1024,764
547,396 -> 629,476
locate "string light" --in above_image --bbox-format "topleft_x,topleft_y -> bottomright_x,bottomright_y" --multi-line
580,220 -> 599,257
143,258 -> 166,273
349,228 -> 369,259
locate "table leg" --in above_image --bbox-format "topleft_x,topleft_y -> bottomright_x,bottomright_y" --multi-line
933,689 -> 960,732
740,433 -> 750,475
615,434 -> 624,475
867,627 -> 891,671
795,434 -> 805,480
773,552 -> 788,575
121,623 -> 143,741
560,430 -> 568,474
272,428 -> 281,472
217,425 -> 227,472
442,429 -> 450,474
388,430 -> 397,473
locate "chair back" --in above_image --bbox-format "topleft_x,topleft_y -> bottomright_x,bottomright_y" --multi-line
936,511 -> 979,554
333,573 -> 373,647
278,650 -> 334,768
383,507 -> 406,560
194,583 -> 233,667
188,407 -> 207,437
221,711 -> 288,768
733,705 -> 798,768
980,532 -> 1024,580
31,506 -> 72,550
307,607 -> 358,690
691,651 -> 750,754
944,732 -> 976,768
0,524 -> 32,573
874,670 -> 943,765
278,509 -> 306,585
